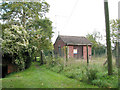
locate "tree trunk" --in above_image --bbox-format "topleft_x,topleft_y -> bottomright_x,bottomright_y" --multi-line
104,0 -> 112,75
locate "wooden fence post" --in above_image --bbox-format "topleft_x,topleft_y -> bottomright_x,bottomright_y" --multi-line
66,46 -> 68,62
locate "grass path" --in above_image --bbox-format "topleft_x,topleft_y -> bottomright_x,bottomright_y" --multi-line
1,63 -> 98,88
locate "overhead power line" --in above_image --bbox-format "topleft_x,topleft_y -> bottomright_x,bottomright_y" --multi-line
63,0 -> 79,30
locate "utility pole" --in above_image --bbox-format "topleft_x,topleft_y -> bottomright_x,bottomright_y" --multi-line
118,1 -> 120,88
104,0 -> 112,75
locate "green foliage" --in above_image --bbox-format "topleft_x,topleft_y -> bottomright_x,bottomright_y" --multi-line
110,19 -> 120,44
1,1 -> 49,27
85,66 -> 98,83
1,1 -> 54,65
29,18 -> 53,57
2,25 -> 29,54
1,25 -> 32,70
46,56 -> 64,73
92,72 -> 118,88
86,32 -> 106,56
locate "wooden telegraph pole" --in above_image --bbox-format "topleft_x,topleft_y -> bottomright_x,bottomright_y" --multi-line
118,1 -> 120,88
104,0 -> 112,75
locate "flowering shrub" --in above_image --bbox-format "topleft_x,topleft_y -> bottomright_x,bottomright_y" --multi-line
1,25 -> 32,70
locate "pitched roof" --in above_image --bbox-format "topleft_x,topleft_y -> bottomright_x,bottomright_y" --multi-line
58,35 -> 92,45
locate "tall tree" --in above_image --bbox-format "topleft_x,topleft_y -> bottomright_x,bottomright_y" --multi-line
1,1 -> 49,28
86,31 -> 105,56
104,0 -> 112,75
1,1 -> 53,65
29,18 -> 53,58
1,1 -> 53,55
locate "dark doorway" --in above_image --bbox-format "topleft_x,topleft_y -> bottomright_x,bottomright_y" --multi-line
81,46 -> 83,59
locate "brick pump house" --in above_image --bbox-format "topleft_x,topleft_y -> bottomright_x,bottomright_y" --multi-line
54,35 -> 92,60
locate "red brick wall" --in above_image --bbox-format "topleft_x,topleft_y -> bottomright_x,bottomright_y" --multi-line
54,36 -> 92,59
68,46 -> 74,58
54,37 -> 66,55
83,45 -> 92,60
8,64 -> 16,74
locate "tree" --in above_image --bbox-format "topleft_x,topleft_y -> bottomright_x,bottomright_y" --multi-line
1,1 -> 53,63
29,18 -> 53,60
110,19 -> 120,43
1,25 -> 31,70
1,1 -> 49,28
110,19 -> 120,67
104,0 -> 112,75
86,31 -> 106,56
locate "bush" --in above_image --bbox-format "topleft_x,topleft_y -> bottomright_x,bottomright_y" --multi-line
92,79 -> 108,87
50,64 -> 64,73
45,56 -> 64,73
80,65 -> 99,83
86,67 -> 98,83
1,25 -> 32,71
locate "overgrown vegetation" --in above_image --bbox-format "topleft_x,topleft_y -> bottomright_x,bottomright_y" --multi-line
45,56 -> 118,88
1,62 -> 97,88
0,1 -> 53,71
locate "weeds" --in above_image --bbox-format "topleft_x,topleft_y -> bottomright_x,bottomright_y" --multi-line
45,56 -> 118,88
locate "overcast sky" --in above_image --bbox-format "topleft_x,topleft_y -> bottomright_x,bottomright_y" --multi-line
46,0 -> 120,45
0,0 -> 119,45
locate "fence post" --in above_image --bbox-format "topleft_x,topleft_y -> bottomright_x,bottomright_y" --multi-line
40,50 -> 44,65
66,46 -> 68,62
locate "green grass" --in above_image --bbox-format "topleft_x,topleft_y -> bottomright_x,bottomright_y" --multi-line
1,62 -> 97,88
36,57 -> 40,61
